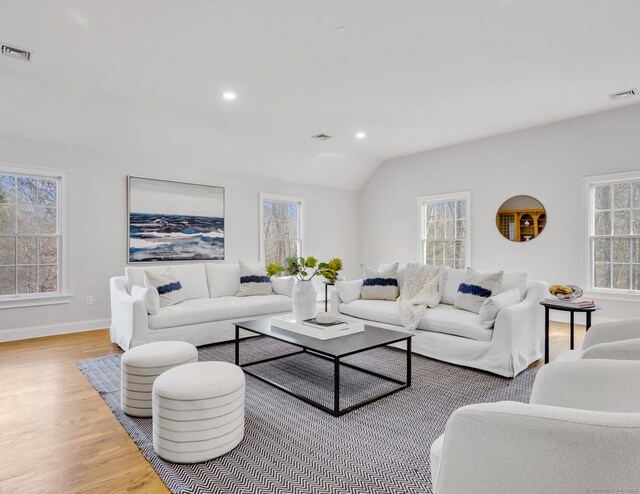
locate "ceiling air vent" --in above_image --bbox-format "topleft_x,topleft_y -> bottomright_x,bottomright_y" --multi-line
311,133 -> 333,141
609,88 -> 638,101
1,44 -> 32,62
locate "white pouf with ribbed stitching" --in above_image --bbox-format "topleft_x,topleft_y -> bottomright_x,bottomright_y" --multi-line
152,361 -> 245,463
121,341 -> 198,417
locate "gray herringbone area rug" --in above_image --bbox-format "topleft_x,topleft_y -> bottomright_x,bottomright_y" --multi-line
78,337 -> 536,494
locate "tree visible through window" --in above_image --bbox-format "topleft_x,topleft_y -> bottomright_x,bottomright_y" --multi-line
419,192 -> 470,268
0,173 -> 60,297
590,178 -> 640,291
261,195 -> 302,266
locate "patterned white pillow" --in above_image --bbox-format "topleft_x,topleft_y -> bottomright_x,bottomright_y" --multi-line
453,268 -> 503,314
144,269 -> 186,308
361,263 -> 399,301
237,261 -> 273,296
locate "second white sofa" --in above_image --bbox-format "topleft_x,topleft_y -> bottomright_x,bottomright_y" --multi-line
333,267 -> 548,377
110,262 -> 293,350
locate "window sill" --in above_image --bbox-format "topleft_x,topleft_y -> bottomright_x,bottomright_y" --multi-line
585,289 -> 640,303
0,294 -> 73,309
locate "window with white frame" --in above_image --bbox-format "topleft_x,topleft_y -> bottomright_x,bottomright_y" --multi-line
260,194 -> 303,266
585,172 -> 640,293
0,169 -> 62,298
419,191 -> 470,268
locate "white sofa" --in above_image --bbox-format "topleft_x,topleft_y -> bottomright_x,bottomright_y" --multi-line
110,262 -> 292,350
430,360 -> 640,493
332,267 -> 548,377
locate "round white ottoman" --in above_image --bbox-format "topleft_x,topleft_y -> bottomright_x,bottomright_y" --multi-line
152,361 -> 245,463
121,341 -> 198,417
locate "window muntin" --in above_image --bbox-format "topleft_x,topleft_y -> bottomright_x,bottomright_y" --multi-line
590,178 -> 640,291
419,192 -> 470,268
261,195 -> 303,266
0,173 -> 61,298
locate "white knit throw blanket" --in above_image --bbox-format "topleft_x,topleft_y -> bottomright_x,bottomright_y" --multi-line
397,263 -> 445,331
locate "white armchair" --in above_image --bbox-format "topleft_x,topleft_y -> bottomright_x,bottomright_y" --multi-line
430,360 -> 640,494
557,317 -> 640,361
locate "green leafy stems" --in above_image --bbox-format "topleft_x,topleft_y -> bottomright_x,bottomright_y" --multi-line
266,257 -> 343,283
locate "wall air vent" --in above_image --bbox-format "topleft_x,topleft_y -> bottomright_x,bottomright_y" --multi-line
311,134 -> 333,141
1,44 -> 32,62
609,88 -> 638,101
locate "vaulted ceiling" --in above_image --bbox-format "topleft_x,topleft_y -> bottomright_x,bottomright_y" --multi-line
1,0 -> 639,189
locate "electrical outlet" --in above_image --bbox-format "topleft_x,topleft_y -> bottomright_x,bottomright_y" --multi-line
85,296 -> 93,305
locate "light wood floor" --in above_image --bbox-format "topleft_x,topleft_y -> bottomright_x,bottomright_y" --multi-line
0,322 -> 584,493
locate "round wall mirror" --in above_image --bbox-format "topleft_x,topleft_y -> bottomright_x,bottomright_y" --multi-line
496,195 -> 546,242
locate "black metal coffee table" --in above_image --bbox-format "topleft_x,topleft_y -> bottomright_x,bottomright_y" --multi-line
234,318 -> 413,416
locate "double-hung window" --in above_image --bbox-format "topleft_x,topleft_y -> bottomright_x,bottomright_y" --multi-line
418,191 -> 470,268
585,172 -> 640,293
260,193 -> 304,266
0,167 -> 64,301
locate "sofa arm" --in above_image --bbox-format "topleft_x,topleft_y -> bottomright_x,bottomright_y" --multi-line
435,401 -> 640,494
109,276 -> 149,350
582,338 -> 640,361
530,360 -> 640,412
582,317 -> 640,349
492,281 -> 547,353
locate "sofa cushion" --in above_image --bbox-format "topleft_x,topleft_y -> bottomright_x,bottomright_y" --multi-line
339,300 -> 493,341
205,262 -> 264,297
378,263 -> 406,289
454,269 -> 503,314
442,268 -> 528,304
478,288 -> 521,329
144,269 -> 186,308
237,261 -> 273,296
441,268 -> 465,305
126,264 -> 209,300
148,294 -> 292,330
336,279 -> 363,303
361,263 -> 399,300
131,285 -> 160,315
271,276 -> 295,297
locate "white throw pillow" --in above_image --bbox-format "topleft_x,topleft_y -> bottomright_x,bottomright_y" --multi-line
236,261 -> 273,296
144,269 -> 186,308
454,268 -> 503,314
361,263 -> 400,300
271,276 -> 295,297
441,268 -> 465,305
131,285 -> 160,315
335,279 -> 363,304
478,288 -> 522,329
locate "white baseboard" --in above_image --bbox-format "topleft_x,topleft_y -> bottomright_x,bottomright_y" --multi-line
0,318 -> 111,343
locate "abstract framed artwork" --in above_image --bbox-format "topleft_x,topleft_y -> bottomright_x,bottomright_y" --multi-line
128,176 -> 224,262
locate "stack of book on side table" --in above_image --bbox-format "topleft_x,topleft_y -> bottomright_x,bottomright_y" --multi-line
270,314 -> 365,340
544,298 -> 596,309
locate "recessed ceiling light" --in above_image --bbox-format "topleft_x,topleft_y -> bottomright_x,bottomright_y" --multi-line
335,26 -> 348,34
356,132 -> 366,139
222,91 -> 237,101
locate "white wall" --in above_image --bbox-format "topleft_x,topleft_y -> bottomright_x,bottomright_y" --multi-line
0,137 -> 359,339
359,103 -> 640,321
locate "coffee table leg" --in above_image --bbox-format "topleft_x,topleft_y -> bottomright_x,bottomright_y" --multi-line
334,357 -> 340,416
407,338 -> 412,387
235,325 -> 239,365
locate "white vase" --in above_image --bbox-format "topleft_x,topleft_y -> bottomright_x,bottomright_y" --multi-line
292,280 -> 317,322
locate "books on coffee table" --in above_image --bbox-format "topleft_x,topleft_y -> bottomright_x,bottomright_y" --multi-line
270,314 -> 365,340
